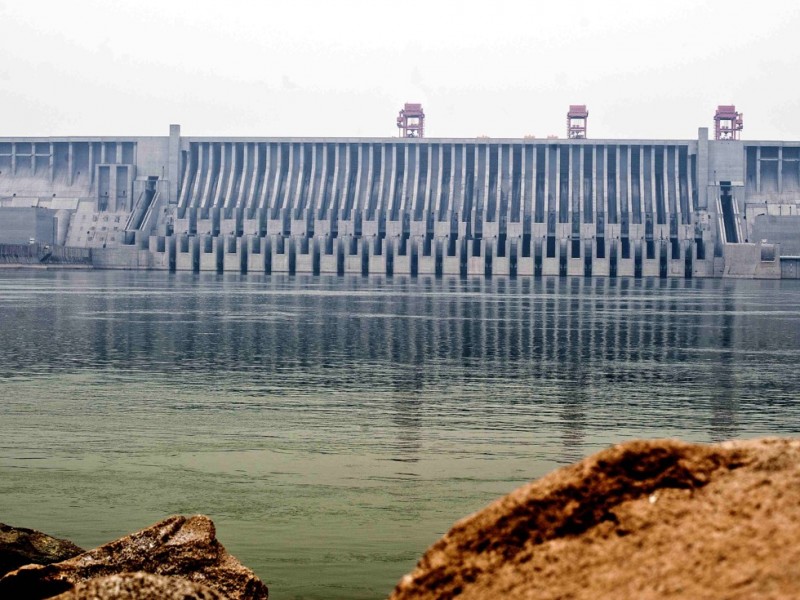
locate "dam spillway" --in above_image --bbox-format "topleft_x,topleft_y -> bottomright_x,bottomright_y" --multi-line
1,125 -> 799,278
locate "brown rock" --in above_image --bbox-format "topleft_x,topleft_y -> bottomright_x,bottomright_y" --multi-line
0,515 -> 268,600
0,523 -> 83,577
391,438 -> 800,600
52,572 -> 223,600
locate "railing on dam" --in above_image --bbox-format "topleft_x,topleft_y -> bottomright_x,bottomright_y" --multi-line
0,243 -> 92,265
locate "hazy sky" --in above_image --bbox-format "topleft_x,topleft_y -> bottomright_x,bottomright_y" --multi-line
1,0 -> 799,140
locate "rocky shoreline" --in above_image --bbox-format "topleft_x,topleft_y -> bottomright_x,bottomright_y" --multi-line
0,516 -> 268,600
392,437 -> 800,600
3,438 -> 798,599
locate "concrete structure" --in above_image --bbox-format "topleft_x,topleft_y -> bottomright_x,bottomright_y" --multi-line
0,206 -> 56,245
0,123 -> 799,278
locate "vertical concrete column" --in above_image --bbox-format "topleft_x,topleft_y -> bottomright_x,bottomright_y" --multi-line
545,146 -> 561,218
650,145 -> 657,218
10,142 -> 16,176
532,143 -> 540,223
49,142 -> 55,182
404,144 -> 415,214
239,142 -> 252,212
430,143 -> 442,217
268,144 -> 283,218
290,142 -> 304,214
251,144 -> 264,214
116,142 -> 123,164
281,143 -> 296,215
67,142 -> 74,186
280,143 -> 294,217
304,143 -> 318,214
626,146 -> 633,216
532,143 -> 541,222
257,144 -> 272,215
213,143 -> 228,209
578,144 -> 584,219
505,144 -> 514,222
437,145 -> 447,218
496,145 -> 504,222
415,145 -> 426,218
697,127 -> 709,209
177,148 -> 192,211
100,142 -> 107,164
542,145 -> 550,216
451,144 -> 460,217
87,143 -> 94,184
452,145 -> 464,218
592,146 -> 598,220
635,145 -> 643,219
362,144 -> 373,215
606,144 -> 622,223
385,144 -> 397,217
427,144 -> 438,217
333,143 -> 344,217
108,165 -> 117,212
755,146 -> 761,194
198,143 -> 211,211
400,143 -> 412,216
343,144 -> 354,218
480,144 -> 490,216
350,144 -> 362,216
674,146 -> 682,227
554,144 -> 562,221
226,143 -> 240,212
520,145 -> 528,219
377,144 -> 387,216
498,145 -> 506,222
778,146 -> 783,194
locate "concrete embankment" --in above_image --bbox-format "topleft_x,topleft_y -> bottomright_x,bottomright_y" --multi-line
391,438 -> 800,600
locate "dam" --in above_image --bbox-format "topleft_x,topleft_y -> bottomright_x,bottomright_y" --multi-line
1,108 -> 799,279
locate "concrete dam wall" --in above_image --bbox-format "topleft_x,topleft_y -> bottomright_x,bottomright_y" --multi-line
0,126 -> 798,278
172,138 -> 700,277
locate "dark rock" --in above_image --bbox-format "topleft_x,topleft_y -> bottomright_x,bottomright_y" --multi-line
0,523 -> 83,577
52,572 -> 223,599
391,438 -> 800,600
0,515 -> 268,600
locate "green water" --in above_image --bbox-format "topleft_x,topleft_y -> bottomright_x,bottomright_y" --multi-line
1,271 -> 799,598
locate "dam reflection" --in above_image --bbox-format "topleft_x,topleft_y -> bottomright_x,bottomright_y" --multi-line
2,272 -> 800,461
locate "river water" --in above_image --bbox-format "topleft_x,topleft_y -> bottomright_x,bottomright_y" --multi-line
1,271 -> 799,599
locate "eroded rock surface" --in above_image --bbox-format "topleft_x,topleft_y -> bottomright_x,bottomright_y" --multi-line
52,572 -> 223,600
0,515 -> 268,600
391,438 -> 800,600
0,523 -> 83,578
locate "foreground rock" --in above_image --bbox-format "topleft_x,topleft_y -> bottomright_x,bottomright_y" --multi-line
0,523 -> 83,577
0,515 -> 268,600
392,438 -> 800,600
52,572 -> 223,600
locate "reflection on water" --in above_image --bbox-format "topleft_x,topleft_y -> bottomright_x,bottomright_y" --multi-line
1,272 -> 799,599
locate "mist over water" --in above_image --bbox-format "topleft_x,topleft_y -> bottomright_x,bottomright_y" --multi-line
1,271 -> 799,599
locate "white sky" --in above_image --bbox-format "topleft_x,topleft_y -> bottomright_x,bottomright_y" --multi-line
1,0 -> 799,140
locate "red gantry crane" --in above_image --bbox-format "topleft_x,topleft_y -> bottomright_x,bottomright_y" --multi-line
567,105 -> 589,139
397,103 -> 425,138
714,105 -> 744,140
